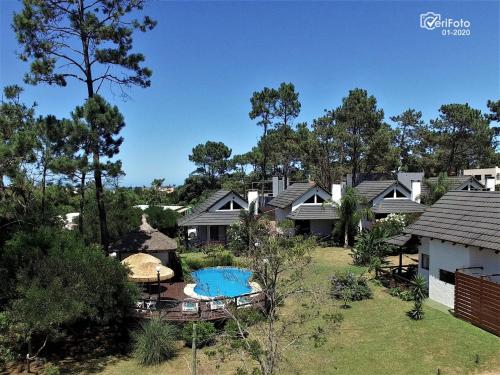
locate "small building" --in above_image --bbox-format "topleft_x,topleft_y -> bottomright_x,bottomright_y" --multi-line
177,190 -> 250,245
111,215 -> 178,267
463,167 -> 500,191
269,182 -> 339,236
354,180 -> 426,224
421,175 -> 485,196
404,190 -> 500,331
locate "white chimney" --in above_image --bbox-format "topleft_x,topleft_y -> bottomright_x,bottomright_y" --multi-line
485,177 -> 495,191
247,190 -> 259,214
331,184 -> 342,205
411,180 -> 421,203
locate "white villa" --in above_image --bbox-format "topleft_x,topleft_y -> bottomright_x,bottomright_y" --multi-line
405,190 -> 500,309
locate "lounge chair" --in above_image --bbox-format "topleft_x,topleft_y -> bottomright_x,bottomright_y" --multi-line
182,300 -> 199,314
236,296 -> 251,308
210,299 -> 226,310
145,300 -> 156,311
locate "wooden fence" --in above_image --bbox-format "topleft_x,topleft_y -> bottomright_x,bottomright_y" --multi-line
454,271 -> 500,336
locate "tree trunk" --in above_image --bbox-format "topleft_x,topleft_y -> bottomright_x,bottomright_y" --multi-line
41,163 -> 47,221
344,226 -> 349,248
93,153 -> 109,252
81,19 -> 109,252
78,170 -> 86,234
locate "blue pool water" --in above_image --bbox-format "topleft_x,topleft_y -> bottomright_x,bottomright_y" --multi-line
192,267 -> 252,297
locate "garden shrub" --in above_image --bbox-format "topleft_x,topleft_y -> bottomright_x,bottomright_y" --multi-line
351,225 -> 394,266
181,321 -> 216,348
43,363 -> 61,375
133,316 -> 178,365
224,308 -> 264,338
331,272 -> 372,301
388,287 -> 413,301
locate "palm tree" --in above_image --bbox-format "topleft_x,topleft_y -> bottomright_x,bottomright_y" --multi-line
331,187 -> 373,248
421,173 -> 451,205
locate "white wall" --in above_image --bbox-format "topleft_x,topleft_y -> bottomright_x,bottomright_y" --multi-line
418,237 -> 430,283
418,239 -> 500,308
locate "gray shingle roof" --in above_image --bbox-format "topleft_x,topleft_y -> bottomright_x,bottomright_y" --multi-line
268,182 -> 316,208
385,233 -> 412,247
372,198 -> 426,214
190,190 -> 231,215
355,180 -> 398,202
179,211 -> 243,226
178,190 -> 246,226
287,204 -> 339,220
421,176 -> 484,196
404,190 -> 500,251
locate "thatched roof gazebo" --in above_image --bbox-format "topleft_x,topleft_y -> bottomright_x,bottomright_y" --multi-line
111,215 -> 178,266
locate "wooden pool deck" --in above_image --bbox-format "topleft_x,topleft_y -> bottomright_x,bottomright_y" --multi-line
130,281 -> 266,322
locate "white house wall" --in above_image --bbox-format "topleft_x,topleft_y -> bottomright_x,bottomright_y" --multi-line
418,239 -> 500,308
418,237 -> 430,283
209,192 -> 248,212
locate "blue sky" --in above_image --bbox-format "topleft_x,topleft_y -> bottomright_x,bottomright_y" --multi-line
0,1 -> 499,186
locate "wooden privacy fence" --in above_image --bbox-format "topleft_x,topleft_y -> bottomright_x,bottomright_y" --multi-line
454,271 -> 500,336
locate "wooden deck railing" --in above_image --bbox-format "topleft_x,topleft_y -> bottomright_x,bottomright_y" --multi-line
130,291 -> 266,321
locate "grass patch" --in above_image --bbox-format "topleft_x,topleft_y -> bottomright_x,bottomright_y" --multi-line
75,247 -> 500,375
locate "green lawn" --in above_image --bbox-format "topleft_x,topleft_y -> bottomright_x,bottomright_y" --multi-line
78,247 -> 500,375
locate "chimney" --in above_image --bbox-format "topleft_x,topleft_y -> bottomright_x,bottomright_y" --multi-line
272,177 -> 279,197
411,180 -> 421,203
485,177 -> 495,191
331,184 -> 342,205
247,190 -> 259,214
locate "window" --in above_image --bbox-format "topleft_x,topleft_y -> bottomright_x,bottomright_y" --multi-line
209,226 -> 219,241
233,201 -> 243,209
474,175 -> 482,180
304,195 -> 315,203
421,253 -> 429,270
316,195 -> 325,203
395,189 -> 406,198
219,201 -> 231,210
384,190 -> 394,199
496,173 -> 500,180
439,269 -> 455,285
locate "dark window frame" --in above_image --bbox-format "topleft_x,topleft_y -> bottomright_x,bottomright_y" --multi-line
421,253 -> 429,270
439,269 -> 455,285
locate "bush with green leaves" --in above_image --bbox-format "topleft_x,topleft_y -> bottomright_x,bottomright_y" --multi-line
144,206 -> 179,237
181,321 -> 216,348
182,247 -> 235,271
331,272 -> 372,302
376,213 -> 408,237
351,225 -> 394,266
389,287 -> 413,301
132,317 -> 178,365
224,308 -> 264,338
43,363 -> 60,375
408,274 -> 428,320
0,227 -> 138,361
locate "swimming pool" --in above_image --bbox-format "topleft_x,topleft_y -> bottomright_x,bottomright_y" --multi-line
192,267 -> 252,298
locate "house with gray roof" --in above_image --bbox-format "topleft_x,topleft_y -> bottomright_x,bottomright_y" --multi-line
404,190 -> 500,309
354,180 -> 426,224
269,182 -> 340,236
178,190 -> 250,246
420,175 -> 484,197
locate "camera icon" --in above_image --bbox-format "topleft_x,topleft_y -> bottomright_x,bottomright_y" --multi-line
420,11 -> 441,30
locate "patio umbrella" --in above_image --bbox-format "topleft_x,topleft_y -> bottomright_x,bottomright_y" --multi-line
121,252 -> 161,269
126,262 -> 175,283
